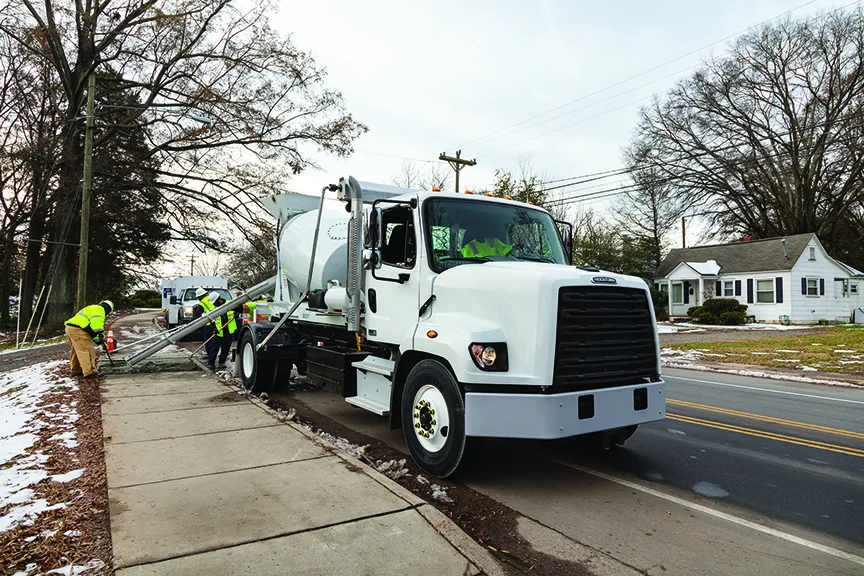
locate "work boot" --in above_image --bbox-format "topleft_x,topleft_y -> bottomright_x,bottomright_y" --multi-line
207,363 -> 216,372
83,372 -> 102,379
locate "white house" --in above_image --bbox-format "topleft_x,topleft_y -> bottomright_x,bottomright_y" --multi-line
654,233 -> 864,324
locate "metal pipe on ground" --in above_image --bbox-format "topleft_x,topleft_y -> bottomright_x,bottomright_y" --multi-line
125,275 -> 277,366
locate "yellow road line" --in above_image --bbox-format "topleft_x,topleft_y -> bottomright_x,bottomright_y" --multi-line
667,398 -> 864,440
666,413 -> 864,458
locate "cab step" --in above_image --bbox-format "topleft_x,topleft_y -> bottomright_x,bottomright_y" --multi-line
345,396 -> 390,416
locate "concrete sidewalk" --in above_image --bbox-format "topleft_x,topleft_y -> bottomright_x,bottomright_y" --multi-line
101,369 -> 501,575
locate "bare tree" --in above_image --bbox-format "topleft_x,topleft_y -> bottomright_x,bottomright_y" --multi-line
0,0 -> 367,326
391,160 -> 451,191
629,8 -> 864,268
613,143 -> 687,268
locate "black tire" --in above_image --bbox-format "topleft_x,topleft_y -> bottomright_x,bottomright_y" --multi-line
270,359 -> 293,391
401,359 -> 469,478
238,330 -> 275,393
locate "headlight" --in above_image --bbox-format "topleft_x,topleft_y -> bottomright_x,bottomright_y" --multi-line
182,306 -> 194,316
469,343 -> 508,371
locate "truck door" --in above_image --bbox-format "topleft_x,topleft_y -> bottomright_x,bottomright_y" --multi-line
365,204 -> 420,345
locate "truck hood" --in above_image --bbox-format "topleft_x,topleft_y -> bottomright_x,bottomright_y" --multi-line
419,261 -> 655,385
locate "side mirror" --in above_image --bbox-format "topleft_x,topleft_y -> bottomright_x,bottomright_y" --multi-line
369,207 -> 384,248
170,296 -> 178,305
560,225 -> 573,265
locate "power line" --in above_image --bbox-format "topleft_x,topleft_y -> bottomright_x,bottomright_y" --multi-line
453,0 -> 820,151
537,111 -> 864,201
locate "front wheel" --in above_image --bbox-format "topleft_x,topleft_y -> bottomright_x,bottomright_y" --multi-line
401,360 -> 469,478
238,330 -> 275,393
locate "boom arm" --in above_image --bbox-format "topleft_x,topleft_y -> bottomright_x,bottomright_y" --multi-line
125,275 -> 278,366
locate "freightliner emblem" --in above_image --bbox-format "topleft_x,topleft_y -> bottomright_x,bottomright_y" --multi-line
591,276 -> 617,284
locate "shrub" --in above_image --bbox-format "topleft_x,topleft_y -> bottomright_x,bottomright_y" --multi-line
718,311 -> 747,325
688,298 -> 748,325
648,286 -> 670,321
128,289 -> 162,309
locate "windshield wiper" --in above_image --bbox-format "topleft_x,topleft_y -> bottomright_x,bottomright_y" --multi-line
514,254 -> 555,263
439,256 -> 491,264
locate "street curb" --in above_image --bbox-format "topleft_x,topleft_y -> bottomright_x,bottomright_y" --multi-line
188,357 -> 505,576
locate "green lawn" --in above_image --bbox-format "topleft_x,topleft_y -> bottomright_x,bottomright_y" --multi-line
667,326 -> 864,374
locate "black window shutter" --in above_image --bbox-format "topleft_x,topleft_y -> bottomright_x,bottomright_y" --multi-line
683,281 -> 690,304
715,281 -> 721,296
820,278 -> 825,295
801,277 -> 807,295
747,279 -> 754,303
776,277 -> 783,303
735,280 -> 741,296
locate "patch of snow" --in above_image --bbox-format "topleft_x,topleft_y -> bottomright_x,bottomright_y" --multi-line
775,350 -> 800,353
430,484 -> 453,503
415,475 -> 429,485
376,459 -> 411,481
750,352 -> 773,355
799,365 -> 818,372
49,431 -> 78,449
64,529 -> 81,537
661,359 -> 864,388
657,321 -> 813,332
0,361 -> 79,532
46,559 -> 106,575
51,469 -> 84,483
833,349 -> 857,354
311,428 -> 368,460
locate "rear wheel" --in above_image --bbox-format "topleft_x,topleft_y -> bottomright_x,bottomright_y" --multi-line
238,330 -> 275,393
401,360 -> 472,478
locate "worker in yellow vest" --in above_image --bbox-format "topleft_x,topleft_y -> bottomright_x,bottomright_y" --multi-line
460,236 -> 513,258
205,291 -> 237,371
64,300 -> 113,378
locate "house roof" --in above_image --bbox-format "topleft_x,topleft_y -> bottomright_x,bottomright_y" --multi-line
683,260 -> 721,276
656,233 -> 815,277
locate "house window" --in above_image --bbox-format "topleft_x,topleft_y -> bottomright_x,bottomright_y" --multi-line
852,283 -> 859,295
723,281 -> 734,297
659,283 -> 669,293
671,282 -> 683,304
806,278 -> 819,297
809,247 -> 816,260
756,279 -> 775,303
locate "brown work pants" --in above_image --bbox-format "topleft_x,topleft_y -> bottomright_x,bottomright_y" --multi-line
65,325 -> 98,377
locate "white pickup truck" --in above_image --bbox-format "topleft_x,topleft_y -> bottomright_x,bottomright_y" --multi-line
161,276 -> 230,328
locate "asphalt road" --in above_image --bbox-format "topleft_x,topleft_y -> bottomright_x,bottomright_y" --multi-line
282,367 -> 864,576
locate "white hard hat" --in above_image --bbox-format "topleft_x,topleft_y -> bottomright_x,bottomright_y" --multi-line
195,287 -> 207,298
208,291 -> 220,302
101,300 -> 114,313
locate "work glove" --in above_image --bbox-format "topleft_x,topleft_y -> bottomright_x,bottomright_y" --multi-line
100,341 -> 109,351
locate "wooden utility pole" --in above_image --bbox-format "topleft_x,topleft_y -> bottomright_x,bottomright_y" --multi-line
75,74 -> 96,310
439,150 -> 476,193
189,254 -> 196,275
682,216 -> 686,249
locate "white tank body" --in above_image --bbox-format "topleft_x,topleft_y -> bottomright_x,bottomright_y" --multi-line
278,209 -> 349,299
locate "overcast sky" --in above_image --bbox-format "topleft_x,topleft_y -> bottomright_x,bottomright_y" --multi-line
275,0 -> 845,204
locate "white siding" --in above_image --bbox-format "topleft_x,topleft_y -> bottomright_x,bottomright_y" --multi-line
789,238 -> 863,323
709,271 -> 793,323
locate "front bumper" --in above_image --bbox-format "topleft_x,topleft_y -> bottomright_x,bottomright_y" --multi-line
464,381 -> 665,439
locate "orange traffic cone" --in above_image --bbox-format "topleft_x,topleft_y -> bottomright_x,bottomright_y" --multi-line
106,328 -> 116,352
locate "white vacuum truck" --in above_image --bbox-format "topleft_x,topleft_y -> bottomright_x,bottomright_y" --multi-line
130,177 -> 666,477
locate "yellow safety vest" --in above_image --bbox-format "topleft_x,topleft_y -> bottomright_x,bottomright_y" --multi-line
201,297 -> 236,336
65,304 -> 106,341
461,238 -> 512,258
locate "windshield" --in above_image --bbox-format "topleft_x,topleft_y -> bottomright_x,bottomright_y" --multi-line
424,198 -> 567,272
182,288 -> 231,301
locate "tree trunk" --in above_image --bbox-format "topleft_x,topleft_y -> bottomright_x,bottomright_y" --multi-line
0,235 -> 15,327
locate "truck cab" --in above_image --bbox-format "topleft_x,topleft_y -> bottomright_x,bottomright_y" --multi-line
237,178 -> 666,478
